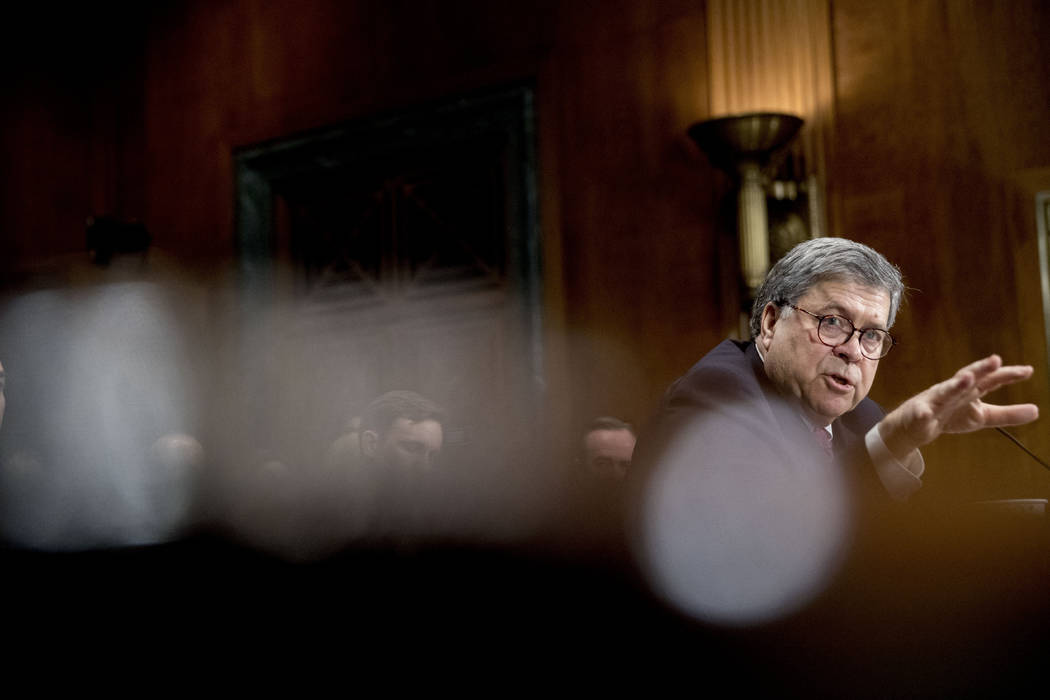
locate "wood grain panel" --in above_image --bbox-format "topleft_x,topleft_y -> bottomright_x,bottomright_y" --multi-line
830,0 -> 1050,501
543,6 -> 718,436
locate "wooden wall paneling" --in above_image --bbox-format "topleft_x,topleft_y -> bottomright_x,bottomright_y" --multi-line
0,88 -> 91,266
830,0 -> 1050,501
1002,168 -> 1050,494
0,9 -> 105,269
142,1 -> 240,261
548,5 -> 718,437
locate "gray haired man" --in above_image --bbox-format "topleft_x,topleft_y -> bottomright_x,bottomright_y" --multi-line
643,237 -> 1037,502
632,237 -> 1039,624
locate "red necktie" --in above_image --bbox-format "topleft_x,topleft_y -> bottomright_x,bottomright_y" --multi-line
813,426 -> 834,460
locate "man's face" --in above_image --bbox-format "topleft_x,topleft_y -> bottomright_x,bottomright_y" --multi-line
758,279 -> 890,427
365,417 -> 443,471
584,428 -> 636,480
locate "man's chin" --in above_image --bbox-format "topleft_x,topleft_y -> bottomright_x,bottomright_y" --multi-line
805,397 -> 854,425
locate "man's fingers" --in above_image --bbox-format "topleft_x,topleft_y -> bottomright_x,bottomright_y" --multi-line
979,402 -> 1040,428
960,354 -> 1002,380
961,354 -> 1033,392
975,364 -> 1035,395
930,360 -> 1033,411
927,370 -> 979,412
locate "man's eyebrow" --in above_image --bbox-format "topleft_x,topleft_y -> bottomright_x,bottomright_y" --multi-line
817,303 -> 888,329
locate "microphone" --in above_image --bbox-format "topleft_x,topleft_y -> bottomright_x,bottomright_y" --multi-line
995,427 -> 1050,472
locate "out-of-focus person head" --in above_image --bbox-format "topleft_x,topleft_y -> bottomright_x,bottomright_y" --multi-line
145,432 -> 206,537
749,237 -> 904,427
582,416 -> 636,480
359,390 -> 445,472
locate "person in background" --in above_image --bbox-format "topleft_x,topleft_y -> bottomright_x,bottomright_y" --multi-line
325,390 -> 445,473
581,416 -> 636,481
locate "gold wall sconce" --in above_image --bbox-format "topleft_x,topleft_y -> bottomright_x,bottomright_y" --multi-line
689,112 -> 818,309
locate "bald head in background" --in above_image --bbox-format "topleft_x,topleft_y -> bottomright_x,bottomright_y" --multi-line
582,416 -> 636,480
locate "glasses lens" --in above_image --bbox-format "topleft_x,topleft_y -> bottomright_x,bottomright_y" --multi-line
818,316 -> 893,358
817,315 -> 852,344
859,330 -> 889,358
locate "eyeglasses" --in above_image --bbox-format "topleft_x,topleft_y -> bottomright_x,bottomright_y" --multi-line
784,304 -> 896,360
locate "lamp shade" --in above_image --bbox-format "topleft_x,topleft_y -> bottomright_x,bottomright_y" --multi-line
688,112 -> 803,174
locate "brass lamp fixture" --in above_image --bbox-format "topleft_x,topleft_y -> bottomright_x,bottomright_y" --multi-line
688,112 -> 804,301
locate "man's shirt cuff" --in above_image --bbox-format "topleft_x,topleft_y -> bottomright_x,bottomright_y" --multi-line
865,423 -> 924,502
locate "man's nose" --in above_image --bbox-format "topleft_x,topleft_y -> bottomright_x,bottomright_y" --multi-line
834,330 -> 864,362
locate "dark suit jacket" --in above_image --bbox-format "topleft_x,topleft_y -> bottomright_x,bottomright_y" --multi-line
625,339 -> 897,628
633,339 -> 888,504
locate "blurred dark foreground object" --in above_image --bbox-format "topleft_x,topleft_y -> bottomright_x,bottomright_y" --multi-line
2,497 -> 1050,697
86,215 -> 151,266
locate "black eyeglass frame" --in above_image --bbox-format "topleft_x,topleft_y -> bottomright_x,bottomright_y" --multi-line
782,302 -> 897,360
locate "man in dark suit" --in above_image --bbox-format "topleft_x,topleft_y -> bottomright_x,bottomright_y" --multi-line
631,237 -> 1039,626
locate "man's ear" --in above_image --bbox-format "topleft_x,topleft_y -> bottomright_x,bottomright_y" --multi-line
758,302 -> 781,350
360,429 -> 379,458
